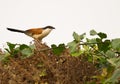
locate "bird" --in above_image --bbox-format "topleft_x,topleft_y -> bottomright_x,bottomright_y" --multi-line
7,26 -> 55,40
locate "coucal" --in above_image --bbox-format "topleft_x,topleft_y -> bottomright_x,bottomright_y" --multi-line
7,26 -> 55,40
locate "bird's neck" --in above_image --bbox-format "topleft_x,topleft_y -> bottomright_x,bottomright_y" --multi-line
42,28 -> 52,36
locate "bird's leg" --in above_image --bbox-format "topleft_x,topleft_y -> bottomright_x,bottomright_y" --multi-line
34,39 -> 43,50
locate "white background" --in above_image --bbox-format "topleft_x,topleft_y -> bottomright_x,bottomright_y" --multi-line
0,0 -> 120,49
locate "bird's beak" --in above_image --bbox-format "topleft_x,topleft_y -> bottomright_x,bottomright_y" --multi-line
52,27 -> 55,29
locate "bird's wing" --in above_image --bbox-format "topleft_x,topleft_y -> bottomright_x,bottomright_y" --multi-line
26,28 -> 43,35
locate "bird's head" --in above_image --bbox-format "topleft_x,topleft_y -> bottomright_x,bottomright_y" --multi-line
43,26 -> 55,29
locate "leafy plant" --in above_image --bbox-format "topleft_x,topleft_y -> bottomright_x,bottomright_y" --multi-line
1,29 -> 120,83
67,32 -> 86,56
105,39 -> 120,83
111,38 -> 120,52
51,43 -> 66,55
67,30 -> 120,83
19,44 -> 34,58
5,42 -> 34,59
5,42 -> 19,56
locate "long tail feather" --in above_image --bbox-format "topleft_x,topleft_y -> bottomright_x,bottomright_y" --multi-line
7,28 -> 25,33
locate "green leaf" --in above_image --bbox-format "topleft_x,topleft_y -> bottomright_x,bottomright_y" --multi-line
29,44 -> 35,50
5,42 -> 19,56
86,38 -> 97,47
111,38 -> 120,52
71,50 -> 83,57
67,41 -> 78,53
5,48 -> 10,54
107,58 -> 120,68
106,50 -> 115,58
6,42 -> 16,51
20,44 -> 30,50
90,29 -> 97,36
67,40 -> 81,56
105,68 -> 120,84
96,38 -> 102,43
86,38 -> 97,43
103,40 -> 111,51
79,33 -> 86,40
19,44 -> 33,58
72,32 -> 86,42
97,32 -> 107,39
73,32 -> 80,42
51,44 -> 66,55
21,48 -> 33,58
97,40 -> 111,52
51,44 -> 57,49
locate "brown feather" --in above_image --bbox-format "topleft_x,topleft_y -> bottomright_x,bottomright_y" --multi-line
25,28 -> 43,35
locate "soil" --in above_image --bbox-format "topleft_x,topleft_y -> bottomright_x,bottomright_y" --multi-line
0,40 -> 100,84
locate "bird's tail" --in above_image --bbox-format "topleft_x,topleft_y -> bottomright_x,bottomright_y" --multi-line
7,28 -> 25,33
